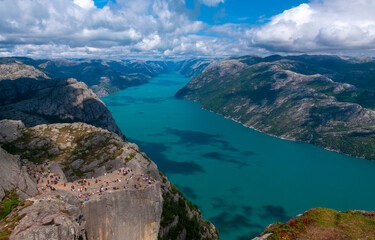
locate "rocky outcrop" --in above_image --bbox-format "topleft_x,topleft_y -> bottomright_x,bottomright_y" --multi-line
254,207 -> 375,239
83,183 -> 163,240
10,191 -> 85,240
0,146 -> 38,200
0,62 -> 49,80
0,119 -> 25,144
176,55 -> 375,160
1,121 -> 219,240
1,121 -> 157,181
0,78 -> 125,139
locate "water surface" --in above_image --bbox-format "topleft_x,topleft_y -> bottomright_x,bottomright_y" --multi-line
102,72 -> 375,240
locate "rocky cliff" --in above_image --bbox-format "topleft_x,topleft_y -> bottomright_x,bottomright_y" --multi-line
0,146 -> 38,201
83,183 -> 162,240
0,76 -> 125,139
177,59 -> 215,78
9,190 -> 85,240
176,55 -> 375,160
0,120 -> 218,240
254,207 -> 375,240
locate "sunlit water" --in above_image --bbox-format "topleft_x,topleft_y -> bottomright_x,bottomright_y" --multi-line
102,72 -> 375,240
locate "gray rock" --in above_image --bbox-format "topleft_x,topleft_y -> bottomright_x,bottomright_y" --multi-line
0,147 -> 38,200
10,191 -> 85,240
83,183 -> 163,240
0,77 -> 125,140
0,119 -> 25,144
49,162 -> 67,183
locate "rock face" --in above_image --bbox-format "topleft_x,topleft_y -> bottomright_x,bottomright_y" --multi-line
177,58 -> 215,78
10,191 -> 85,240
0,146 -> 38,200
254,207 -> 375,240
0,62 -> 48,80
83,183 -> 162,240
176,55 -> 375,160
0,77 -> 125,139
0,120 -> 25,144
1,121 -> 219,240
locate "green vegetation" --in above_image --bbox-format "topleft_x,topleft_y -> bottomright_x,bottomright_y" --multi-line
0,192 -> 22,220
159,183 -> 205,240
125,153 -> 135,162
159,192 -> 200,240
264,208 -> 375,240
2,130 -> 51,164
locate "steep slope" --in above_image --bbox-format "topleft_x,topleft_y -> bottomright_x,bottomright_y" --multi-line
254,207 -> 375,240
0,120 -> 218,240
176,55 -> 375,160
178,58 -> 215,78
0,77 -> 125,139
0,146 -> 38,201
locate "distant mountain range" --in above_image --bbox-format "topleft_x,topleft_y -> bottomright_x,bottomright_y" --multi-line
176,55 -> 375,160
0,57 -> 213,97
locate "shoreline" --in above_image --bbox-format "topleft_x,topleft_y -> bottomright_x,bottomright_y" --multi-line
186,98 -> 369,162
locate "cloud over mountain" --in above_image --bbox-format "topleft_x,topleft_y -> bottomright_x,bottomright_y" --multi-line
0,0 -> 251,58
250,0 -> 375,54
0,0 -> 374,58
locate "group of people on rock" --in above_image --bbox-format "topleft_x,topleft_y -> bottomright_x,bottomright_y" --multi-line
34,164 -> 157,202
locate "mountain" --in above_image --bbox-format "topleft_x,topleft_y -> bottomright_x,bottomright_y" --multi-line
0,57 -> 213,98
176,55 -> 375,160
177,58 -> 215,78
0,75 -> 125,139
254,207 -> 375,239
0,57 -> 174,97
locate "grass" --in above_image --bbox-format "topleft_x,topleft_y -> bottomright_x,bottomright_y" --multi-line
0,192 -> 22,220
264,208 -> 375,240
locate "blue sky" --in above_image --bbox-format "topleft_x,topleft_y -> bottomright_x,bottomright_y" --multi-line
93,0 -> 308,25
0,0 -> 374,58
184,0 -> 308,25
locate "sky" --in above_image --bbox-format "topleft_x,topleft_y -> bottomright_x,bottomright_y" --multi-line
0,0 -> 375,59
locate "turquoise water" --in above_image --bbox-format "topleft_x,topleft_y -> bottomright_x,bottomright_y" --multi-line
102,72 -> 375,240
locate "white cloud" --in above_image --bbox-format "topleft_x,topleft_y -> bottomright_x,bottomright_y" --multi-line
250,0 -> 375,53
0,0 -> 256,58
199,0 -> 224,7
73,0 -> 95,9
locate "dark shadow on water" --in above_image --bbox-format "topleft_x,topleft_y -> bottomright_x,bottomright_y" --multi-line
179,186 -> 198,200
243,150 -> 256,156
209,212 -> 263,234
242,206 -> 254,216
258,205 -> 291,222
165,128 -> 230,147
128,138 -> 205,175
202,152 -> 248,167
211,197 -> 239,211
118,95 -> 171,104
103,101 -> 128,107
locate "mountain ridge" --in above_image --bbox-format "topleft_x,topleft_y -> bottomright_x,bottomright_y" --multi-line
176,55 -> 375,161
